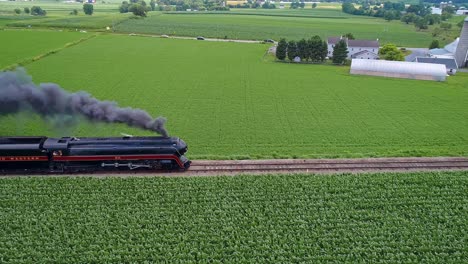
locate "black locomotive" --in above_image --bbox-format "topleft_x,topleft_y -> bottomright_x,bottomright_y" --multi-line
0,136 -> 190,173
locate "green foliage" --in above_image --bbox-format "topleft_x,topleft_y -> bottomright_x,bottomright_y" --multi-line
261,2 -> 275,9
429,39 -> 439,49
401,13 -> 417,24
31,6 -> 46,16
149,0 -> 156,11
23,7 -> 30,14
414,17 -> 428,30
0,171 -> 467,262
275,38 -> 287,60
379,43 -> 404,61
343,32 -> 354,40
129,3 -> 147,17
440,22 -> 452,31
120,1 -> 130,13
308,35 -> 327,62
14,8 -> 21,14
296,38 -> 309,61
83,3 -> 94,15
286,39 -> 297,61
312,3 -> 317,8
70,9 -> 78,15
332,39 -> 348,64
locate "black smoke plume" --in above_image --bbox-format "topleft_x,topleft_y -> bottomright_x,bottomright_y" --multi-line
0,68 -> 169,137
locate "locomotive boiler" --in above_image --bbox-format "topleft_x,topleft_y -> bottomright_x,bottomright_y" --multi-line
0,136 -> 190,173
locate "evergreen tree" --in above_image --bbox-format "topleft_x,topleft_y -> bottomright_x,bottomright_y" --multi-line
297,38 -> 309,61
308,35 -> 322,62
275,38 -> 287,61
287,40 -> 297,62
332,39 -> 348,64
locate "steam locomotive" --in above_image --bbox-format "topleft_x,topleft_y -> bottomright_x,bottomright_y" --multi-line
0,136 -> 190,173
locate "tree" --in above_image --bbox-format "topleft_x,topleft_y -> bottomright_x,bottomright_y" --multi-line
332,39 -> 348,64
23,7 -> 30,14
312,3 -> 317,8
276,38 -> 287,61
342,2 -> 355,14
119,1 -> 130,13
287,40 -> 298,62
83,3 -> 94,15
343,33 -> 355,40
400,13 -> 417,24
414,17 -> 428,30
70,9 -> 78,15
150,0 -> 156,11
384,10 -> 395,21
129,3 -> 147,17
429,40 -> 439,49
31,6 -> 46,16
14,8 -> 21,14
308,35 -> 327,62
296,38 -> 309,61
379,43 -> 404,61
424,14 -> 441,25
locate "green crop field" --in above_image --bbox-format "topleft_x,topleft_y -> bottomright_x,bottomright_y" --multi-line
114,10 -> 433,47
1,32 -> 468,159
0,30 -> 87,69
0,1 -> 440,47
0,171 -> 467,262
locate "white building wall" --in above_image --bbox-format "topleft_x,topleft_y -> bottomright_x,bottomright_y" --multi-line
327,44 -> 379,59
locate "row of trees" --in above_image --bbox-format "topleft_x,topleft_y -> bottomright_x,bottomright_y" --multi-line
119,0 -> 156,16
342,2 -> 457,30
156,0 -> 227,11
12,5 -> 94,16
13,6 -> 46,16
275,36 -> 349,65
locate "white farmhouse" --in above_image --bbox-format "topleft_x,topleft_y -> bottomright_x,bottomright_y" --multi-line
327,37 -> 380,60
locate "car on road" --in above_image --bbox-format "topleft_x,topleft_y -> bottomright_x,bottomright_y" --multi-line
264,39 -> 275,43
196,36 -> 205,40
161,34 -> 169,38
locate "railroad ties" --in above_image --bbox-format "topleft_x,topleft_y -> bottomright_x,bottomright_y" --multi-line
185,157 -> 468,176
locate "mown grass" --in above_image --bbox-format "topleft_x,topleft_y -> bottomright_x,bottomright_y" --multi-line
1,33 -> 468,159
0,171 -> 466,262
113,10 -> 433,47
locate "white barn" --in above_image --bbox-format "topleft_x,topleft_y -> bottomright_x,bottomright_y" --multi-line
328,37 -> 380,60
350,59 -> 447,81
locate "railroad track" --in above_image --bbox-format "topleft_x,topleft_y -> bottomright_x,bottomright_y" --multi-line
2,157 -> 468,177
185,157 -> 468,176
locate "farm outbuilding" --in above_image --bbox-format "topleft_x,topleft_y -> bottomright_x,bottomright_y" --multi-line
350,59 -> 447,81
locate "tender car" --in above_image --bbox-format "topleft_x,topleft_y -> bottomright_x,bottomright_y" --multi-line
196,36 -> 205,40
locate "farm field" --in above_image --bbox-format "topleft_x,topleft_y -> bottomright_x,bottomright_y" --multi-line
0,30 -> 87,69
0,171 -> 467,262
0,1 -> 438,47
114,10 -> 433,47
0,1 -> 126,30
1,32 -> 468,159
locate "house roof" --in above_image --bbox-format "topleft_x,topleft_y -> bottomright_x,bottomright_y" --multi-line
348,39 -> 379,48
351,50 -> 379,57
416,57 -> 458,69
327,36 -> 379,48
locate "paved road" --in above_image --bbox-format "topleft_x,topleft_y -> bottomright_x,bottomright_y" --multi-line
405,48 -> 429,62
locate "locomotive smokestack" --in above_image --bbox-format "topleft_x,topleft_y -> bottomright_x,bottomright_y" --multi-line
0,68 -> 169,137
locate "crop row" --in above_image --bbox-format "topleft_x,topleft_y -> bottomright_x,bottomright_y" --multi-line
0,171 -> 467,263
